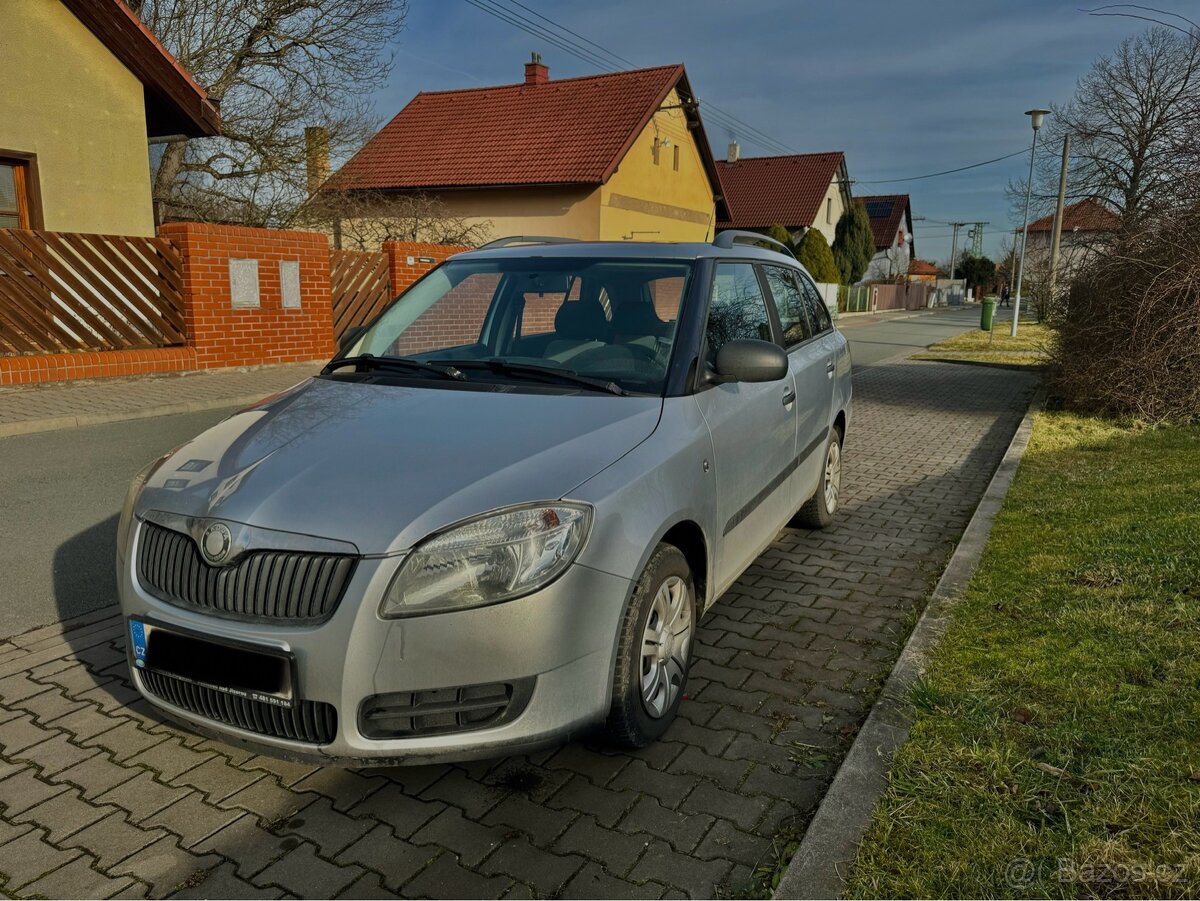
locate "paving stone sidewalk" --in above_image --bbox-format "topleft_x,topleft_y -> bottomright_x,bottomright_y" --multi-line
0,360 -> 1038,899
0,362 -> 324,433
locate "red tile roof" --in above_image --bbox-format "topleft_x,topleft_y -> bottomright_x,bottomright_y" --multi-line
857,194 -> 911,251
908,259 -> 939,276
332,64 -> 726,216
60,0 -> 220,137
1027,198 -> 1118,233
715,153 -> 845,230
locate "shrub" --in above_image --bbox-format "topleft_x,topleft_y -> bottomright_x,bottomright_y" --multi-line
796,228 -> 840,283
1052,207 -> 1200,422
833,204 -> 875,284
764,224 -> 796,252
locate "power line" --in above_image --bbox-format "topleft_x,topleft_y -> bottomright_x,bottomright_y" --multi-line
500,0 -> 638,68
498,0 -> 801,155
462,0 -> 617,72
460,0 -> 802,157
913,228 -> 1012,239
464,0 -> 1043,183
855,146 -> 1031,185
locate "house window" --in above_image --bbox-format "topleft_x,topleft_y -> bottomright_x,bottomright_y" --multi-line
673,144 -> 680,171
0,157 -> 36,229
652,138 -> 661,166
826,198 -> 833,225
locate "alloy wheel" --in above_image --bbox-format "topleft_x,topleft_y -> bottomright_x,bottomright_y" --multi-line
824,439 -> 842,514
639,574 -> 692,718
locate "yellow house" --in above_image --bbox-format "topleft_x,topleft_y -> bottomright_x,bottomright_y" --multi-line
323,57 -> 730,246
0,0 -> 220,237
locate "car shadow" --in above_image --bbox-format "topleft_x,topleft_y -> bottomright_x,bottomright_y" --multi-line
37,357 -> 1041,901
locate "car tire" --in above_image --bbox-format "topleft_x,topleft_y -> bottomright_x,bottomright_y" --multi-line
605,543 -> 695,748
794,426 -> 843,529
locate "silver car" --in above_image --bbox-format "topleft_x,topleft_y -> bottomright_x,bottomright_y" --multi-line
116,232 -> 852,763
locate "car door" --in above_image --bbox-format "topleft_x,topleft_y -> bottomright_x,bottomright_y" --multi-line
693,262 -> 797,591
797,271 -> 842,415
762,266 -> 833,509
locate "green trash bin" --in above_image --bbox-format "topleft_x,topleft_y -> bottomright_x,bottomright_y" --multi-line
980,297 -> 997,331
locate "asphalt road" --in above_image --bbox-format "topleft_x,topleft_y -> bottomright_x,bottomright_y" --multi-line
1,410 -> 231,638
0,307 -> 981,638
839,305 -> 986,366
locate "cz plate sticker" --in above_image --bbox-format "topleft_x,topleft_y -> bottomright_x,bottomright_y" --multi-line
129,620 -> 148,668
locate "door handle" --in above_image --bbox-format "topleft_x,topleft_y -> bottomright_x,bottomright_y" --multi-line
826,360 -> 836,379
782,387 -> 796,406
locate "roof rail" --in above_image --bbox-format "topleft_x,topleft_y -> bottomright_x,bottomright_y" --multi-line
712,230 -> 797,260
478,235 -> 583,250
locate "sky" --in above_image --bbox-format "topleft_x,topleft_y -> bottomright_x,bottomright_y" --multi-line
368,0 -> 1159,264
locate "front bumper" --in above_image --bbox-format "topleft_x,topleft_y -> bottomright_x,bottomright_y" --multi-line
117,519 -> 632,763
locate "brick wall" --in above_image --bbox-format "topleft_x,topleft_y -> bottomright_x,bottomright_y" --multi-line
382,241 -> 467,297
0,347 -> 196,386
160,222 -> 335,369
378,241 -> 491,355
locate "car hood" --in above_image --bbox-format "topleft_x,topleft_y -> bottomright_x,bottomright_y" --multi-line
137,377 -> 663,554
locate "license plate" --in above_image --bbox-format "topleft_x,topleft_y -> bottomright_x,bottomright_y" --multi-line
129,617 -> 295,708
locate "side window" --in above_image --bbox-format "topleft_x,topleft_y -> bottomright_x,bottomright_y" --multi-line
799,275 -> 833,334
704,263 -> 772,365
763,266 -> 812,347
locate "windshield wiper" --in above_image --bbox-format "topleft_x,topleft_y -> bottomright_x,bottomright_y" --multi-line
322,354 -> 465,381
430,358 -> 628,396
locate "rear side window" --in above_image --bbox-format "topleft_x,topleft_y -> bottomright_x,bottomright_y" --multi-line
705,263 -> 773,364
799,276 -> 834,334
763,266 -> 812,347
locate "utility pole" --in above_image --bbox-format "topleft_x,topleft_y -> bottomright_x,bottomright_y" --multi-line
948,222 -> 966,280
1047,134 -> 1071,304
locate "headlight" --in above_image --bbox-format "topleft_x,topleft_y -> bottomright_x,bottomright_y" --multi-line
381,502 -> 592,617
116,451 -> 176,559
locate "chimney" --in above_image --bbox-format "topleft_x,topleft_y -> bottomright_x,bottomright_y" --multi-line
305,126 -> 330,195
524,52 -> 549,85
726,141 -> 740,163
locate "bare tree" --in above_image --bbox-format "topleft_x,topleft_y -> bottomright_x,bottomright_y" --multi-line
1008,25 -> 1200,226
128,0 -> 407,227
298,190 -> 492,250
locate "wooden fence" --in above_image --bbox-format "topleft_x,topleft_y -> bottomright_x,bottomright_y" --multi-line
330,249 -> 391,339
0,230 -> 187,354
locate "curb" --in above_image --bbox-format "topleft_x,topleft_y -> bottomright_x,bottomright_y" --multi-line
773,386 -> 1045,900
909,355 -> 1047,372
0,393 -> 268,439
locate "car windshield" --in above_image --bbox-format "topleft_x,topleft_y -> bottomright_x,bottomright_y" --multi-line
343,258 -> 693,395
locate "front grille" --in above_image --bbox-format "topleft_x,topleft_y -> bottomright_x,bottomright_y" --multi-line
137,521 -> 356,623
359,679 -> 534,739
140,668 -> 337,744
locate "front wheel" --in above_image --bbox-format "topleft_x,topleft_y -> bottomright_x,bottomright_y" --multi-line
794,427 -> 843,529
605,544 -> 695,748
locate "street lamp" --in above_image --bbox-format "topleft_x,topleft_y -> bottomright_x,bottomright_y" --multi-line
1012,108 -> 1051,337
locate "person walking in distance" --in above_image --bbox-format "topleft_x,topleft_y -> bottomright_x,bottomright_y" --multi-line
1000,284 -> 1011,308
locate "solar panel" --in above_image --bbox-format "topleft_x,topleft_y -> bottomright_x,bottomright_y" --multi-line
864,200 -> 894,219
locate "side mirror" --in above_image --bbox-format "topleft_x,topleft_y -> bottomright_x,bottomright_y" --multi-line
338,325 -> 366,352
714,339 -> 788,383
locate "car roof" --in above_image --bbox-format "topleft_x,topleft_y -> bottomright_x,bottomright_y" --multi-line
454,240 -> 809,268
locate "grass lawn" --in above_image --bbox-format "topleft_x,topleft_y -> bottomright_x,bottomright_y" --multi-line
930,320 -> 1053,353
912,320 -> 1052,369
847,412 -> 1200,898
